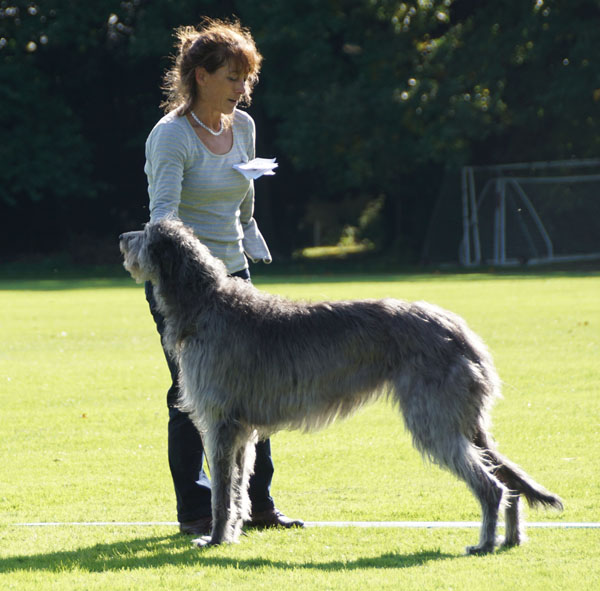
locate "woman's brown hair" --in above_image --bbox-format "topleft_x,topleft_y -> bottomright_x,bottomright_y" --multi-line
161,18 -> 263,115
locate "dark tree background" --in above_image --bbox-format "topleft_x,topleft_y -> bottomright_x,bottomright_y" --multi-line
1,0 -> 599,264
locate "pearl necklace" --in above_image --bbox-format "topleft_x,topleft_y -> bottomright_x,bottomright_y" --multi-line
190,111 -> 224,136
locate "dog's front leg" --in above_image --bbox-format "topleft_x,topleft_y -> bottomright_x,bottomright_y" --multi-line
231,436 -> 256,538
193,420 -> 241,548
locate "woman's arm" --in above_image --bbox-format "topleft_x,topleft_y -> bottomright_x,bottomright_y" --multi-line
240,187 -> 272,263
145,121 -> 188,222
238,113 -> 271,263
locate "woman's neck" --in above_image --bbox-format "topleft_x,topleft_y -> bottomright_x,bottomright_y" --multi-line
191,102 -> 222,131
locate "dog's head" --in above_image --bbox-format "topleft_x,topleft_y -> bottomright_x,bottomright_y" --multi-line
119,219 -> 228,291
119,220 -> 185,285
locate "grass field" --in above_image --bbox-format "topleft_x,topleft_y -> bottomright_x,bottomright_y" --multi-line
1,269 -> 599,590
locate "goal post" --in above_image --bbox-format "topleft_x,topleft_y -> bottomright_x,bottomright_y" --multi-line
460,159 -> 600,266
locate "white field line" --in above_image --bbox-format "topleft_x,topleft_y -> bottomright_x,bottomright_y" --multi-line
9,521 -> 600,529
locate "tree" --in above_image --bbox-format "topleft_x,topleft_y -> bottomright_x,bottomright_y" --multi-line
405,0 -> 600,164
2,0 -> 599,261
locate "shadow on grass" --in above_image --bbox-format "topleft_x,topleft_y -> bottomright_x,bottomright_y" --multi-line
1,533 -> 456,573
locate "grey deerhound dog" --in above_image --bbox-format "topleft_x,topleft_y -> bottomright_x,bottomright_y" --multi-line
119,219 -> 562,555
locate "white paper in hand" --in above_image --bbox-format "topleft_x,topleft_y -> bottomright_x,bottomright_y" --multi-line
233,158 -> 278,180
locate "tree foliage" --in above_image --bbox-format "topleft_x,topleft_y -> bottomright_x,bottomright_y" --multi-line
1,0 -> 599,261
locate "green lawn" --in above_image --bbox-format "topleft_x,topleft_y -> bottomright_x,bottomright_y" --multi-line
1,270 -> 599,590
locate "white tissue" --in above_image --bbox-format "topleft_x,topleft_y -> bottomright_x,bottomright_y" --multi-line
233,158 -> 278,180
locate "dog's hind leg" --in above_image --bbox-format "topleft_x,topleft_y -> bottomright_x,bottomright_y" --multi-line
445,439 -> 506,555
473,430 -> 523,548
473,428 -> 562,548
501,494 -> 523,547
411,426 -> 506,555
400,388 -> 506,554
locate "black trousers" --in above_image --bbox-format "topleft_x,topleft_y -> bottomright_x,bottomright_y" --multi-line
145,274 -> 275,522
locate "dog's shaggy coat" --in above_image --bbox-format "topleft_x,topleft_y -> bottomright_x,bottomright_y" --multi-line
119,219 -> 563,554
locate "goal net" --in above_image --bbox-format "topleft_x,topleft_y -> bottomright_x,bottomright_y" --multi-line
459,159 -> 600,266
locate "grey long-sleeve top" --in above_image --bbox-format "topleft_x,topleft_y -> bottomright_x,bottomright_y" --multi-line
144,108 -> 271,273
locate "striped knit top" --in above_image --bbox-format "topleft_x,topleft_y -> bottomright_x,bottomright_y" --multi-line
144,108 -> 271,274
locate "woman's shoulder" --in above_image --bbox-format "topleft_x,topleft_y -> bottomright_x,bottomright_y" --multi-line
233,109 -> 255,134
146,110 -> 190,150
233,109 -> 255,155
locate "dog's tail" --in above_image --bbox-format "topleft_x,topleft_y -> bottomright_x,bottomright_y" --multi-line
474,430 -> 564,511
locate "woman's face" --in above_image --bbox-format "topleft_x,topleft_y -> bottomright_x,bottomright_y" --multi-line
196,61 -> 248,114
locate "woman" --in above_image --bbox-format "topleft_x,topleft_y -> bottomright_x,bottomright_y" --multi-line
144,18 -> 303,536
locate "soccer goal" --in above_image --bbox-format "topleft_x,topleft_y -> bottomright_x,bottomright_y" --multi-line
460,159 -> 600,266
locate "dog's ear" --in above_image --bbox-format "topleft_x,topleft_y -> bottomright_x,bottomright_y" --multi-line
147,228 -> 181,286
146,220 -> 223,313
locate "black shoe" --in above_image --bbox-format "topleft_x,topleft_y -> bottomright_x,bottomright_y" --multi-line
179,515 -> 212,536
247,508 -> 304,529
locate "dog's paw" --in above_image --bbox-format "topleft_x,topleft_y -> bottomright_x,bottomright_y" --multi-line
500,536 -> 525,549
192,535 -> 217,548
465,542 -> 495,556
